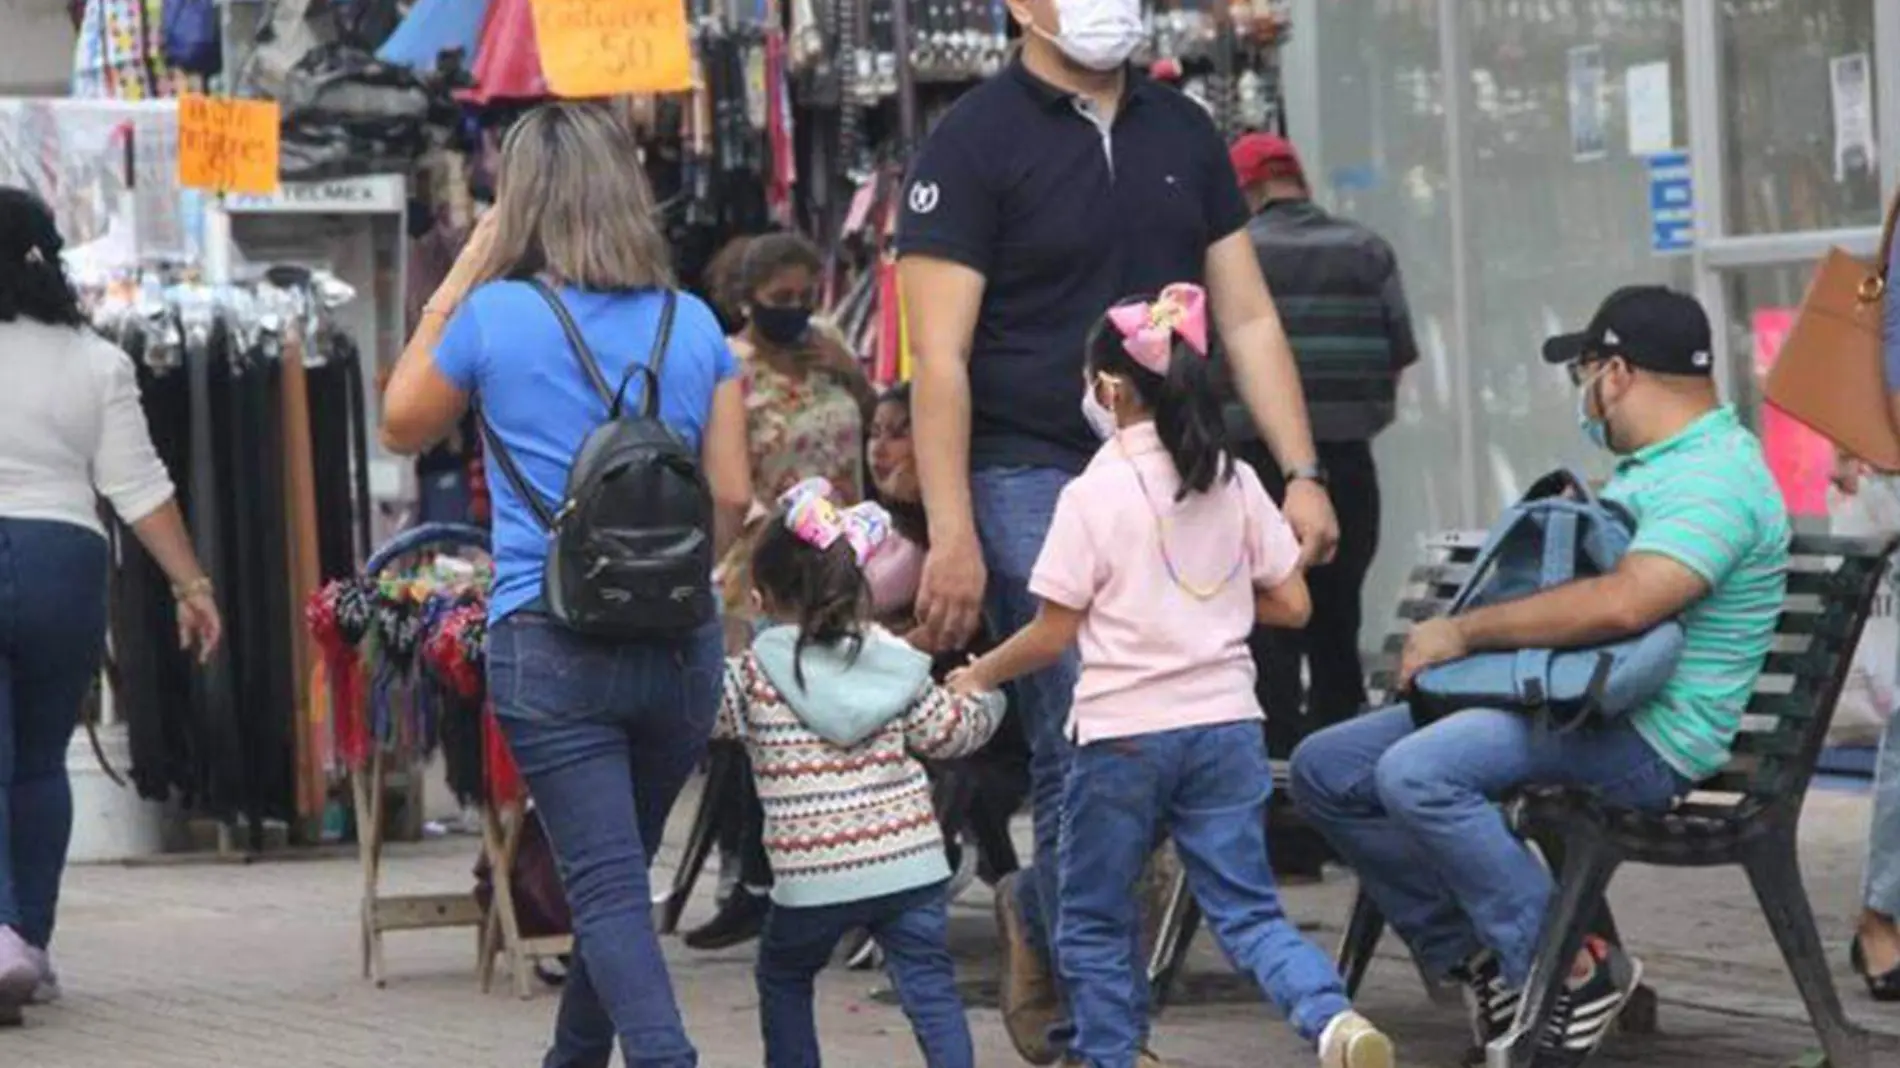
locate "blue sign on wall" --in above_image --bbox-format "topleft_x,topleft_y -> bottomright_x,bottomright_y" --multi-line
1647,151 -> 1694,255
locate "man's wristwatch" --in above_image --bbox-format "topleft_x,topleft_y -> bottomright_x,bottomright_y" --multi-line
1284,462 -> 1329,487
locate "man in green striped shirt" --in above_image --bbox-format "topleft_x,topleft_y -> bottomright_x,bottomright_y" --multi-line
1290,287 -> 1789,1066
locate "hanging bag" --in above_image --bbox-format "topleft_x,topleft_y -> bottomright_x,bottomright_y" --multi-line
161,0 -> 223,76
479,282 -> 716,640
1763,189 -> 1900,470
1408,469 -> 1687,732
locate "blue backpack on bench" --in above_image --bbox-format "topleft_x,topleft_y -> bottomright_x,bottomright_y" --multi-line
1409,468 -> 1686,732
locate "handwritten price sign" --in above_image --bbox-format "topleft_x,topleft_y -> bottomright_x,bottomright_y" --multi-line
532,0 -> 694,98
177,95 -> 281,195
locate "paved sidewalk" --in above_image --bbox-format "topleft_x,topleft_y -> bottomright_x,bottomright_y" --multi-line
8,785 -> 1900,1068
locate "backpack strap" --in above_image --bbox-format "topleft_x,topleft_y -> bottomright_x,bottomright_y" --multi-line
527,278 -> 615,405
617,290 -> 677,420
478,406 -> 560,531
478,285 -> 683,533
526,280 -> 679,421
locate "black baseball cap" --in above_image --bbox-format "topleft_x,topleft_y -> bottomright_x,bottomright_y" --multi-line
1541,286 -> 1715,377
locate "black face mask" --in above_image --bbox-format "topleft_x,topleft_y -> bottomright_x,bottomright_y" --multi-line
752,304 -> 814,347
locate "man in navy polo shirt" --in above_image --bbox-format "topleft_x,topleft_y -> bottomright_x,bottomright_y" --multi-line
896,1 -> 1339,1062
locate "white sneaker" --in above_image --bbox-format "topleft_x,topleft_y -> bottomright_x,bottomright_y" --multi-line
1319,1010 -> 1396,1068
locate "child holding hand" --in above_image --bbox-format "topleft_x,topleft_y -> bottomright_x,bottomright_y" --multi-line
716,477 -> 1006,1068
951,285 -> 1394,1068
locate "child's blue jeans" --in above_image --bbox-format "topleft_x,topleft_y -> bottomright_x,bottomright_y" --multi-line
1059,721 -> 1351,1068
756,880 -> 972,1068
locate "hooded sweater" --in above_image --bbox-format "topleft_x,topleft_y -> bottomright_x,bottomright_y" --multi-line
715,624 -> 1005,908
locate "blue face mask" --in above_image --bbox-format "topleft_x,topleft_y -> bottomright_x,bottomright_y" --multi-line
1577,371 -> 1612,451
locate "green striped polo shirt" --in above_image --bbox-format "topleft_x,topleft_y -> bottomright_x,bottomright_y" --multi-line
1599,406 -> 1791,782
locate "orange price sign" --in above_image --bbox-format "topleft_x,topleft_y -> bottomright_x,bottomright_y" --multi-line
177,94 -> 281,196
532,0 -> 695,98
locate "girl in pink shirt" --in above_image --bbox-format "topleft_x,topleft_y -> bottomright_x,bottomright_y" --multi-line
952,285 -> 1393,1068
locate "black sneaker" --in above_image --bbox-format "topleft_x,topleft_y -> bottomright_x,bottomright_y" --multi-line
682,887 -> 769,950
1459,950 -> 1522,1057
1533,938 -> 1643,1067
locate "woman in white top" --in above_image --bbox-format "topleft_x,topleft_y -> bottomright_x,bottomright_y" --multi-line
0,188 -> 221,1021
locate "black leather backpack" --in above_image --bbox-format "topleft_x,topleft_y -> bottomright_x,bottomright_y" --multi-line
479,281 -> 715,640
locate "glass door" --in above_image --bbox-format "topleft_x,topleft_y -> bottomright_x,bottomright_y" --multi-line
1689,0 -> 1894,524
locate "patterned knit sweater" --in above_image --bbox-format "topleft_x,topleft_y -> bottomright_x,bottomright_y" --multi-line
715,625 -> 1005,908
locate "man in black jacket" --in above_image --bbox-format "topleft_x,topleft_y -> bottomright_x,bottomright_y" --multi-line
1227,134 -> 1420,879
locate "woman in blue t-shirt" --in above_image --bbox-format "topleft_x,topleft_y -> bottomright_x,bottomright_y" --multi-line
382,101 -> 751,1067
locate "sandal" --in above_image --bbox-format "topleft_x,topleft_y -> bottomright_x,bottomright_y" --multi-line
1849,934 -> 1900,1002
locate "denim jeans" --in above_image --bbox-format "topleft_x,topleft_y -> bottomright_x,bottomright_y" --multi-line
1061,722 -> 1351,1065
489,614 -> 723,1068
756,881 -> 972,1068
1288,705 -> 1690,988
1867,709 -> 1900,917
970,466 -> 1079,972
0,519 -> 107,950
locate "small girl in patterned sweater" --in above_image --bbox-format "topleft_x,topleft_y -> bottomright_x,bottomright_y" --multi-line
715,476 -> 1005,1068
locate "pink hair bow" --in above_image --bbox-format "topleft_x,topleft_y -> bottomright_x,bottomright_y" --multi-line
1105,283 -> 1210,375
780,477 -> 892,566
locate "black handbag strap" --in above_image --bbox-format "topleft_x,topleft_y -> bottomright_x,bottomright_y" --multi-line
478,285 -> 681,532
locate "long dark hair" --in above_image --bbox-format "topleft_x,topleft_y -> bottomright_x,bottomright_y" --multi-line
750,516 -> 871,688
1085,293 -> 1231,498
872,381 -> 929,548
0,188 -> 85,328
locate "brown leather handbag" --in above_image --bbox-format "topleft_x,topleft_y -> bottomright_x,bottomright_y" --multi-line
1763,191 -> 1900,471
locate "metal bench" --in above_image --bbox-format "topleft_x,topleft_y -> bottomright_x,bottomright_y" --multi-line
1327,531 -> 1896,1068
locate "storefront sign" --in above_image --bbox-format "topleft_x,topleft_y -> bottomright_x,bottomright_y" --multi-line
1645,152 -> 1694,255
176,94 -> 280,196
1624,61 -> 1673,157
531,0 -> 694,98
224,175 -> 407,215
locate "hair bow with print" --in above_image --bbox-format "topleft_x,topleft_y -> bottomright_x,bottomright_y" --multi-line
780,477 -> 892,565
1106,283 -> 1210,375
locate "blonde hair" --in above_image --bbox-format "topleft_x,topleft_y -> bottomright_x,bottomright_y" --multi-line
475,102 -> 674,291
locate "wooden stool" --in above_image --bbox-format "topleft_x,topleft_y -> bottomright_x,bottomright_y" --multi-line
477,802 -> 573,999
351,751 -> 483,987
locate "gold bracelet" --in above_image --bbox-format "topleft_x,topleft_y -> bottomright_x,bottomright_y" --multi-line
172,576 -> 214,600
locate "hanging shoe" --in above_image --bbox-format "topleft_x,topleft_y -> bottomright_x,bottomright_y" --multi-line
1850,934 -> 1900,1002
682,887 -> 769,951
0,928 -> 38,1006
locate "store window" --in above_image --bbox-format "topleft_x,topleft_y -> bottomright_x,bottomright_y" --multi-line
1300,0 -> 1456,629
1721,0 -> 1882,234
1461,0 -> 1692,517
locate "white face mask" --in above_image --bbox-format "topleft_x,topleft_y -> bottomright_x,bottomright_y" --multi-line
1081,376 -> 1119,440
1038,0 -> 1145,73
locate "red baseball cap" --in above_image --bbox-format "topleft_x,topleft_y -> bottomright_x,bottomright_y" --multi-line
1229,133 -> 1307,189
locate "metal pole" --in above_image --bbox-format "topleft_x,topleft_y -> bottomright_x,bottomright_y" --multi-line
1435,0 -> 1478,529
891,0 -> 919,153
1876,0 -> 1900,204
1682,0 -> 1734,401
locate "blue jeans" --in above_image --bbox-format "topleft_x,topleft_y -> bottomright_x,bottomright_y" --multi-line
756,881 -> 972,1068
1288,705 -> 1690,988
0,519 -> 106,950
971,466 -> 1079,970
489,614 -> 723,1068
1061,722 -> 1351,1065
1867,709 -> 1900,917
